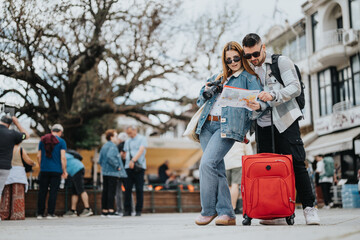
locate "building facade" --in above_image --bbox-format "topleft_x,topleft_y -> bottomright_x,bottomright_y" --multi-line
265,0 -> 360,183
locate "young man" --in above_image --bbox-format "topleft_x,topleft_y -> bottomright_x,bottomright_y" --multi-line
243,33 -> 320,225
123,126 -> 147,217
37,124 -> 68,219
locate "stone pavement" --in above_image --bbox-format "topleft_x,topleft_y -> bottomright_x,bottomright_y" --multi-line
0,208 -> 360,240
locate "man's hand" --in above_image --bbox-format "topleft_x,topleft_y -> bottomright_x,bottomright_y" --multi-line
247,101 -> 261,111
62,171 -> 68,179
258,91 -> 274,102
129,160 -> 134,169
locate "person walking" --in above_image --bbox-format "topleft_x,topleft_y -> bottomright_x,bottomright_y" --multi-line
63,151 -> 93,217
315,154 -> 334,209
123,126 -> 147,217
194,41 -> 263,226
244,33 -> 320,225
37,124 -> 68,219
223,141 -> 253,214
99,129 -> 127,217
0,115 -> 29,222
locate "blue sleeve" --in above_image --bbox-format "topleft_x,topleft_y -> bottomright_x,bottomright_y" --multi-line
141,137 -> 147,148
196,74 -> 218,107
106,145 -> 121,169
38,141 -> 43,151
61,139 -> 67,150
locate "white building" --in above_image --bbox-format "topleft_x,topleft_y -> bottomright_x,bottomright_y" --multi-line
265,0 -> 360,183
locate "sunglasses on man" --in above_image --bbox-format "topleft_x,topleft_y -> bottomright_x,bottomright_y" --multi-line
243,44 -> 263,59
225,55 -> 241,65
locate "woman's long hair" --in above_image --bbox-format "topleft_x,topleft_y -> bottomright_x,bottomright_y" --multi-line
215,41 -> 258,83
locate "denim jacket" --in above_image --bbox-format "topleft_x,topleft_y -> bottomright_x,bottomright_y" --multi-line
99,141 -> 127,178
196,70 -> 264,142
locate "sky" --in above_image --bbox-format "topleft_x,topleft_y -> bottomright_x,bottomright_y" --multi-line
0,0 -> 308,129
182,0 -> 306,35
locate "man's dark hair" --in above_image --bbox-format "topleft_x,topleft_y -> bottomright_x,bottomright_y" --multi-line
0,115 -> 12,125
242,33 -> 262,47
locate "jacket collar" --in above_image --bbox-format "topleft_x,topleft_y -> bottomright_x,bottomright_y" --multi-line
228,67 -> 244,79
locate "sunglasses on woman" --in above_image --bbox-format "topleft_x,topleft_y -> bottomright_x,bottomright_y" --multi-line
225,55 -> 241,65
243,44 -> 263,59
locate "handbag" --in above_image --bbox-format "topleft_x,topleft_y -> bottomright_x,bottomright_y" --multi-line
129,144 -> 143,173
133,161 -> 143,173
183,104 -> 205,143
20,147 -> 33,173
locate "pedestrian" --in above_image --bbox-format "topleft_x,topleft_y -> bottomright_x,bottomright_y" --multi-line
0,144 -> 35,220
63,151 -> 93,217
223,141 -> 253,214
123,126 -> 147,217
194,41 -> 263,226
0,115 -> 29,222
244,33 -> 320,225
37,124 -> 68,219
315,154 -> 334,209
115,132 -> 131,216
99,129 -> 127,217
158,160 -> 171,184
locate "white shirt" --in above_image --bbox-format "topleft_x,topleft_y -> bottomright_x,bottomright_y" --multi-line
316,160 -> 333,183
224,138 -> 253,170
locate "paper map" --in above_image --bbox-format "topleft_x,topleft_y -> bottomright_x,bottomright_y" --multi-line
218,86 -> 259,111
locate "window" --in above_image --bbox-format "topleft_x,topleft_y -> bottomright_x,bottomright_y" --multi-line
337,67 -> 353,104
318,69 -> 333,116
349,0 -> 360,29
350,53 -> 360,105
298,34 -> 306,60
311,12 -> 319,52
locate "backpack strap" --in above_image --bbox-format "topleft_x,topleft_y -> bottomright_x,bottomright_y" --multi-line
269,54 -> 285,86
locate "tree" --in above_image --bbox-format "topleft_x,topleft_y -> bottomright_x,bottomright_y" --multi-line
0,0 -> 243,148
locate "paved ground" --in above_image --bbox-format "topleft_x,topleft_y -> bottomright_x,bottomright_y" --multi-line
1,208 -> 360,240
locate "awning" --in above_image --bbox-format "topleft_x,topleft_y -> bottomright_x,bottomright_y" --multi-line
305,127 -> 360,159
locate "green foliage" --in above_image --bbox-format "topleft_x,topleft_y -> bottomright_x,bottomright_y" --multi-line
68,114 -> 117,150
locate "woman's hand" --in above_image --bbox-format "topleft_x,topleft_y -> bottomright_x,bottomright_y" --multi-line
204,82 -> 212,91
247,100 -> 261,111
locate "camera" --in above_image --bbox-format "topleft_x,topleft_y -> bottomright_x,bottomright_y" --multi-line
202,80 -> 223,100
0,102 -> 16,125
0,102 -> 16,116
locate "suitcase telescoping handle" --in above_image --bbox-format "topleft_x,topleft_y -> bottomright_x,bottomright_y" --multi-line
255,107 -> 275,153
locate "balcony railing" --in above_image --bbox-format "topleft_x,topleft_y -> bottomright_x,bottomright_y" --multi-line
319,29 -> 345,50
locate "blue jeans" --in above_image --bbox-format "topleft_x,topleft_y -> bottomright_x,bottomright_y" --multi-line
199,121 -> 235,217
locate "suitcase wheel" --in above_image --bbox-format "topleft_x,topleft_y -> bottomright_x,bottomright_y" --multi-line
242,214 -> 252,226
285,214 -> 295,225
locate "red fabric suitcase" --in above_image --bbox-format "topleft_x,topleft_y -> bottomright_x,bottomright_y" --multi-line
241,153 -> 296,225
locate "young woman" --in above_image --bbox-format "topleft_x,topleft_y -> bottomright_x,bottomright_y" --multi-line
0,145 -> 35,220
195,41 -> 265,226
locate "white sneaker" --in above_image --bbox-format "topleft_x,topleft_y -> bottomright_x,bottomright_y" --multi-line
46,214 -> 59,220
303,207 -> 320,225
37,215 -> 44,220
323,205 -> 330,210
259,218 -> 287,225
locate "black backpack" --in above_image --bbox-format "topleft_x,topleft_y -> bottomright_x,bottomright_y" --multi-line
269,54 -> 305,110
20,147 -> 33,173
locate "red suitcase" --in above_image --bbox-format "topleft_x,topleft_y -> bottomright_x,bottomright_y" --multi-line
241,153 -> 296,225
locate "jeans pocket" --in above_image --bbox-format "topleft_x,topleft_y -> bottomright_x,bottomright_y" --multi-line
287,138 -> 305,162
